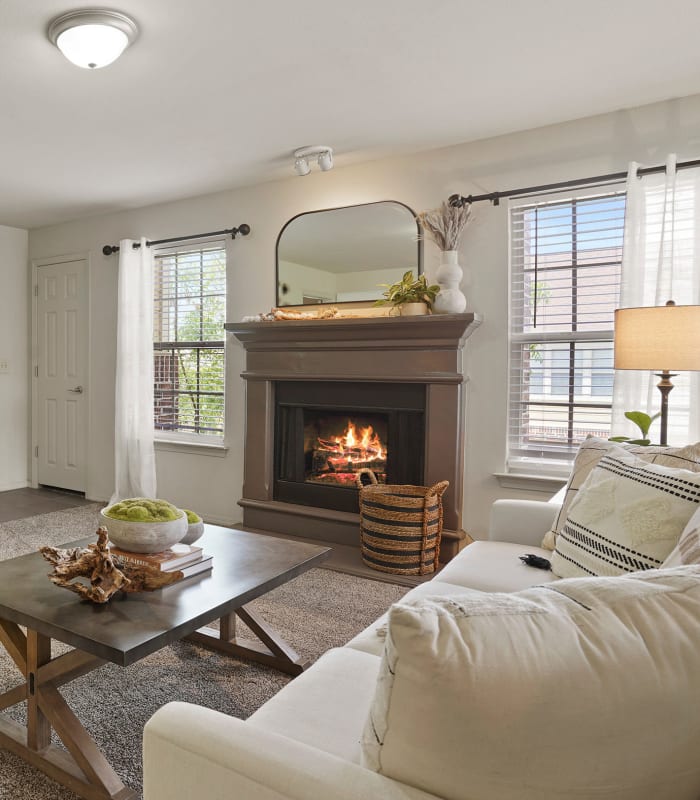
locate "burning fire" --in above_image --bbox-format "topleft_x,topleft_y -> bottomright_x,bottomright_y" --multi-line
318,421 -> 385,464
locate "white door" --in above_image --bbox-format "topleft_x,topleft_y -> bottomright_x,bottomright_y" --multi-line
36,259 -> 88,492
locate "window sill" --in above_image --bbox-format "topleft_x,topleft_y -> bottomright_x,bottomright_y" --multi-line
493,472 -> 567,493
154,439 -> 228,458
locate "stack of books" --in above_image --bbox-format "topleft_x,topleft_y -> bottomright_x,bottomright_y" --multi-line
110,542 -> 212,580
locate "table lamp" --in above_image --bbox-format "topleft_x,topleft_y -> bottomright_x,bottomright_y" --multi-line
614,301 -> 700,445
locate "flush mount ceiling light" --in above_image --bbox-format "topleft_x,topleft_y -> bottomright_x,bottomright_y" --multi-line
293,146 -> 334,176
48,9 -> 138,69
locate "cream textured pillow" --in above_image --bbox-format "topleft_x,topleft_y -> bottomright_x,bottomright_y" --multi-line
541,436 -> 700,550
361,567 -> 700,800
664,505 -> 700,567
551,447 -> 700,579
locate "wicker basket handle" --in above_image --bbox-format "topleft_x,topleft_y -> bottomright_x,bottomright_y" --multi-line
356,468 -> 379,488
426,480 -> 449,499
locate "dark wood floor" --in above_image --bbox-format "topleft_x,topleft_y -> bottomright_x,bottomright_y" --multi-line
0,487 -> 93,523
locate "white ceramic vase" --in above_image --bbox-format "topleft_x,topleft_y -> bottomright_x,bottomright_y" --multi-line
433,250 -> 467,314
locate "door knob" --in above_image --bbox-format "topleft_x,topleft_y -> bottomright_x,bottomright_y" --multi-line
68,386 -> 84,394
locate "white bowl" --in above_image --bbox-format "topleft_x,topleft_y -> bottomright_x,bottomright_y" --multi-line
99,508 -> 188,553
181,519 -> 204,545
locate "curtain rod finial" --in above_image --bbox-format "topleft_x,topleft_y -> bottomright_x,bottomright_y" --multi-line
102,245 -> 119,255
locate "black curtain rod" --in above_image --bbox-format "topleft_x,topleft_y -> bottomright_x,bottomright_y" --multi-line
448,157 -> 700,207
102,224 -> 250,255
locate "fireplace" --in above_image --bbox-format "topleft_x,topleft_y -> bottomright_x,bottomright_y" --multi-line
274,381 -> 425,513
226,313 -> 481,561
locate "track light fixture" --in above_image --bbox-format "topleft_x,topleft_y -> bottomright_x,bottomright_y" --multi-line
294,157 -> 311,177
317,149 -> 333,171
293,146 -> 334,176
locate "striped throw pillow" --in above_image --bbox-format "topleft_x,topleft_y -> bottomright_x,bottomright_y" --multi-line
541,437 -> 700,550
551,447 -> 700,578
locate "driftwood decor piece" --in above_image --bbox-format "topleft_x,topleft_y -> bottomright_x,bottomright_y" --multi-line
40,527 -> 183,604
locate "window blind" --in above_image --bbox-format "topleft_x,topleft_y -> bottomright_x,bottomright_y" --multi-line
153,243 -> 226,439
508,190 -> 626,466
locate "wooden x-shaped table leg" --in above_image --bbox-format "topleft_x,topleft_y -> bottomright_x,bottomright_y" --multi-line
0,620 -> 135,800
186,605 -> 310,675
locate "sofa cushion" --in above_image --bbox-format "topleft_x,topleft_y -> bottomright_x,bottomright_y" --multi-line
348,545 -> 559,658
360,566 -> 700,800
345,579 -> 479,657
436,540 -> 558,591
542,436 -> 700,550
551,448 -> 700,579
248,647 -> 380,763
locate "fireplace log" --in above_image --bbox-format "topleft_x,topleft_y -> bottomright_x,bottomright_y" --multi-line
312,449 -> 386,476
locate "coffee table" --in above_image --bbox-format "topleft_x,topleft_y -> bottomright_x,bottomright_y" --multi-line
0,524 -> 330,800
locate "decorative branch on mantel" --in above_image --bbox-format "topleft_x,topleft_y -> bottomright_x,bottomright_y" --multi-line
417,201 -> 472,251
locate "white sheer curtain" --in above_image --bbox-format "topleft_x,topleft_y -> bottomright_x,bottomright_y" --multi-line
612,155 -> 700,444
110,238 -> 157,502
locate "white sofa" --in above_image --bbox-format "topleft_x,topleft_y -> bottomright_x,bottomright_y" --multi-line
142,495 -> 563,800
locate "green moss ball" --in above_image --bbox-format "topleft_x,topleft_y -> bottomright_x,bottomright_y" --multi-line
184,509 -> 201,524
105,497 -> 181,522
126,505 -> 150,521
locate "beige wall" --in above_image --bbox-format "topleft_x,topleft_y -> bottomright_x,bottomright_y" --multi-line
0,224 -> 29,490
27,93 -> 700,535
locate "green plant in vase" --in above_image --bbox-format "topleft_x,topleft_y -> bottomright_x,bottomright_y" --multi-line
375,271 -> 440,315
609,410 -> 661,446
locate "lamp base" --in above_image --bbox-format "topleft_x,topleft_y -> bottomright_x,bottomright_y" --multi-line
655,371 -> 677,446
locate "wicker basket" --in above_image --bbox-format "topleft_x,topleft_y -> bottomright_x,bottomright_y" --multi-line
358,472 -> 449,576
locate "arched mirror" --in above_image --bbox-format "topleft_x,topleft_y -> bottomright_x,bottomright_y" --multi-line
276,201 -> 422,306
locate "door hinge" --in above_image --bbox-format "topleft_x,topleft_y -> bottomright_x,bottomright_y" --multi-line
34,365 -> 38,378
34,446 -> 39,458
34,285 -> 38,297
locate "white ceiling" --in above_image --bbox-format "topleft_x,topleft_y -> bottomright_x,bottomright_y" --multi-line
2,0 -> 700,229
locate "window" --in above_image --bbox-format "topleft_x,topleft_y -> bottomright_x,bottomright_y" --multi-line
508,190 -> 626,468
153,242 -> 226,440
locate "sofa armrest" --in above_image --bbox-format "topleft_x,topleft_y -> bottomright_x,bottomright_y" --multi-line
488,499 -> 561,546
143,702 -> 442,800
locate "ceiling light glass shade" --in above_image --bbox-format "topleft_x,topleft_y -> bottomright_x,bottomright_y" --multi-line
48,10 -> 138,69
294,157 -> 311,176
317,150 -> 333,171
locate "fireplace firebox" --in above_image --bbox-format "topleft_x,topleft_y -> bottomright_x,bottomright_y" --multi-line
304,413 -> 388,485
274,382 -> 424,513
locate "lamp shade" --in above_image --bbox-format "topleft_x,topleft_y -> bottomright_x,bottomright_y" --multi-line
614,304 -> 700,371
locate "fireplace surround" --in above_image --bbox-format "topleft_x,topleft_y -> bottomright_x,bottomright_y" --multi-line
226,313 -> 481,562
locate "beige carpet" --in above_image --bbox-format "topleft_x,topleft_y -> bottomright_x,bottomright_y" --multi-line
0,505 -> 407,799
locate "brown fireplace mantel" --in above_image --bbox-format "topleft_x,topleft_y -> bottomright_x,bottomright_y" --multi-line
226,312 -> 482,561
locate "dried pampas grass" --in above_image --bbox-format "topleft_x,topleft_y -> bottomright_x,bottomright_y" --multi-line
417,201 -> 472,251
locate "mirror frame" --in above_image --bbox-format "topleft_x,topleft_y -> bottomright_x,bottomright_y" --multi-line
275,200 -> 423,307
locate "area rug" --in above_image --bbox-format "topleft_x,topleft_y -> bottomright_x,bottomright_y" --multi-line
0,505 -> 407,799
